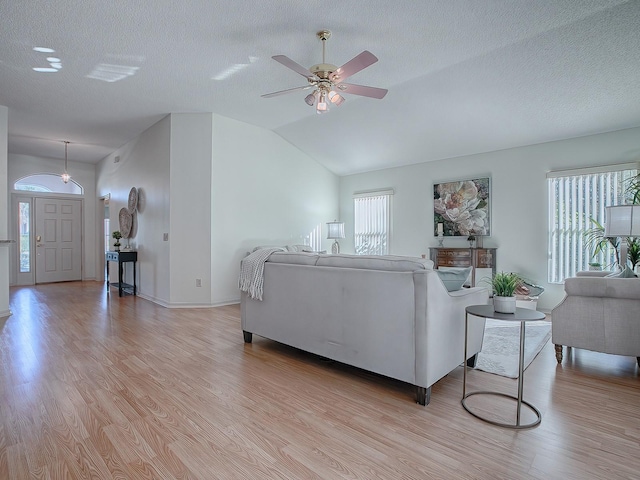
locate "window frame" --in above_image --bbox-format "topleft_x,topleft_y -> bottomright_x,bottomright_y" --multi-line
547,163 -> 638,283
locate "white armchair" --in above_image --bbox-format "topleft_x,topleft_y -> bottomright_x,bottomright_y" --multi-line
552,272 -> 640,366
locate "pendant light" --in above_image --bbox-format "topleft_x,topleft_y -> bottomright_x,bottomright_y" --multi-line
61,140 -> 71,183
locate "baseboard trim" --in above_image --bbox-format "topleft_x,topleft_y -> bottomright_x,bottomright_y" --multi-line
134,292 -> 240,309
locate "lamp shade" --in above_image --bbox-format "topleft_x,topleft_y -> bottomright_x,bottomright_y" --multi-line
604,205 -> 640,237
327,221 -> 345,239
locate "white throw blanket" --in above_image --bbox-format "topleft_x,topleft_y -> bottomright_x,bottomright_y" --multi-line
238,247 -> 285,300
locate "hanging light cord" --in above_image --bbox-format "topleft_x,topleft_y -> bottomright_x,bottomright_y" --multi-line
61,140 -> 71,183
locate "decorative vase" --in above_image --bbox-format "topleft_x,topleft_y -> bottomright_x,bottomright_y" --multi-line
114,243 -> 121,252
493,295 -> 516,314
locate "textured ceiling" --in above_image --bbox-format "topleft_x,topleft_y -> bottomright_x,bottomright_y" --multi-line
1,0 -> 639,175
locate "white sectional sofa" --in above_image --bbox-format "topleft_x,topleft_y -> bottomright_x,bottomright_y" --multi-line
240,252 -> 489,405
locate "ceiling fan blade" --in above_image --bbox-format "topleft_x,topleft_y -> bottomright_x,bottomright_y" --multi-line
261,85 -> 313,98
272,55 -> 315,79
330,51 -> 379,83
337,83 -> 388,99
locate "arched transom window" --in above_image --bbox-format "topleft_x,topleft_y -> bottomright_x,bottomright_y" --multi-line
14,174 -> 83,195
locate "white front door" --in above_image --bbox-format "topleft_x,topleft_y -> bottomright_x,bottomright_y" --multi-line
35,198 -> 82,283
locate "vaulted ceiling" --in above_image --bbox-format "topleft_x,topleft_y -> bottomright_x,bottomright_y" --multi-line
1,1 -> 639,176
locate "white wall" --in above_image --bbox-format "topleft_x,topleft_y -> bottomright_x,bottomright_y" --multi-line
8,153 -> 97,280
169,113 -> 213,306
96,115 -> 171,305
211,115 -> 339,305
0,106 -> 9,316
95,112 -> 338,307
339,127 -> 640,312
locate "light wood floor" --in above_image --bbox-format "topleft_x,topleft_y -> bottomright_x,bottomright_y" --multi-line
1,282 -> 638,479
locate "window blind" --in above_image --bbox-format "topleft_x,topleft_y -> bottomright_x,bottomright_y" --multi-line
353,190 -> 393,255
548,167 -> 637,283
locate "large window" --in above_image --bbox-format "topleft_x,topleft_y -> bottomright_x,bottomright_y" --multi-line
548,164 -> 637,283
354,189 -> 393,255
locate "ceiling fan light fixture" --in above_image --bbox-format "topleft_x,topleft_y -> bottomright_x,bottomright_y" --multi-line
316,100 -> 328,113
328,91 -> 345,106
263,30 -> 387,110
316,91 -> 328,113
304,92 -> 317,106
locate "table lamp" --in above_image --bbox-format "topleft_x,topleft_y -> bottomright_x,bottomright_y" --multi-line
604,205 -> 640,268
327,220 -> 345,254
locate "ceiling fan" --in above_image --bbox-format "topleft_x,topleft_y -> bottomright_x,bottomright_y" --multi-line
262,30 -> 388,114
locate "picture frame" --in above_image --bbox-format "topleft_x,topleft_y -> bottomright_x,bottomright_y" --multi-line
433,177 -> 490,236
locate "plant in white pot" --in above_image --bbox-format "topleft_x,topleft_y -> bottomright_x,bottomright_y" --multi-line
488,272 -> 520,314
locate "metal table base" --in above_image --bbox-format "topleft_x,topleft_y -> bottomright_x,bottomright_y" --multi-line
462,305 -> 545,429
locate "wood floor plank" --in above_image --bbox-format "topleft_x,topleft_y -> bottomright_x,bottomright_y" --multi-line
0,281 -> 638,479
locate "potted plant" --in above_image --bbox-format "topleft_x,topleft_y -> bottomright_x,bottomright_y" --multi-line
487,272 -> 520,314
588,262 -> 602,271
112,230 -> 122,251
584,218 -> 620,269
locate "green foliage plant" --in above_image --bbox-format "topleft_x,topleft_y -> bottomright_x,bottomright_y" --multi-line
487,272 -> 520,297
626,173 -> 640,204
583,218 -> 620,268
583,173 -> 639,269
628,238 -> 640,270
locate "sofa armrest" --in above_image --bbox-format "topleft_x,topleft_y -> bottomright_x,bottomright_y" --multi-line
413,270 -> 490,388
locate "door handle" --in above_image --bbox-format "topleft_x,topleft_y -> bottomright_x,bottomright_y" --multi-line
36,235 -> 41,242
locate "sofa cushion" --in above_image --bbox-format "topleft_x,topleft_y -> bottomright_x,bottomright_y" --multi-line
436,267 -> 473,292
315,254 -> 434,271
266,251 -> 320,266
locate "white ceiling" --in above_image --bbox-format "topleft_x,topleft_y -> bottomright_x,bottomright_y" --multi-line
1,1 -> 639,176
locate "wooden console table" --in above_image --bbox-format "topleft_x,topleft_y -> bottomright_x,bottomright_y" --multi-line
106,251 -> 137,297
429,247 -> 497,286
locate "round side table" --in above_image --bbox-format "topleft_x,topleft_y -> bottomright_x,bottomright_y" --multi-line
462,304 -> 546,429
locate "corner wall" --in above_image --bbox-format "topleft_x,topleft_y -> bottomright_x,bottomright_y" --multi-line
339,127 -> 640,311
211,115 -> 339,305
168,113 -> 213,306
96,115 -> 172,305
95,112 -> 339,307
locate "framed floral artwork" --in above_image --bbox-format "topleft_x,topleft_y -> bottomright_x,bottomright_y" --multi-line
433,177 -> 490,236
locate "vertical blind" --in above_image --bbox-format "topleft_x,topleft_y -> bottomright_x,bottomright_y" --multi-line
547,165 -> 637,283
308,223 -> 322,252
354,190 -> 393,255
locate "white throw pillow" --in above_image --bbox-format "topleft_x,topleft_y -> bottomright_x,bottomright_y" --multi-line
606,266 -> 637,278
436,267 -> 473,292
